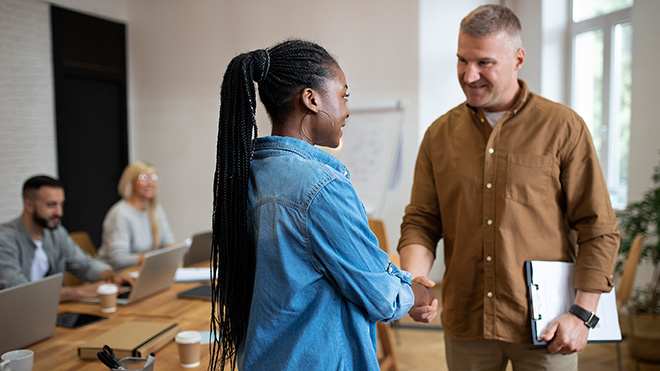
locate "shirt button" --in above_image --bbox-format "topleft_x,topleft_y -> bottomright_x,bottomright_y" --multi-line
480,118 -> 485,123
486,183 -> 492,189
487,291 -> 493,298
486,255 -> 492,262
487,219 -> 493,226
387,266 -> 392,274
488,148 -> 495,154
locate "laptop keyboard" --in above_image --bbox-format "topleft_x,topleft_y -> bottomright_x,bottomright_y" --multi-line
117,285 -> 132,299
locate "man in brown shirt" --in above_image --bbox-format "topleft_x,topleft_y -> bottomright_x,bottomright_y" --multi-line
398,4 -> 619,370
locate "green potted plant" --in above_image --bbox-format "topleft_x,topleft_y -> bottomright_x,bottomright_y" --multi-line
616,154 -> 660,363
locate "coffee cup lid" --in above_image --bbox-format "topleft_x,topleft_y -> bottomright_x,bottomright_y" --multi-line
175,331 -> 202,344
97,283 -> 118,295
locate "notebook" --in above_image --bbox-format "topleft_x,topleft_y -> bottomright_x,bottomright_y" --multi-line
77,321 -> 180,359
0,273 -> 63,353
82,240 -> 190,305
183,230 -> 212,267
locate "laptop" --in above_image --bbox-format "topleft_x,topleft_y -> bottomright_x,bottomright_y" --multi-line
183,230 -> 212,267
116,240 -> 190,305
82,240 -> 190,305
0,273 -> 63,353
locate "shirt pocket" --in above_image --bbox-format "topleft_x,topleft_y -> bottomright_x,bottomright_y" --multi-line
505,153 -> 554,205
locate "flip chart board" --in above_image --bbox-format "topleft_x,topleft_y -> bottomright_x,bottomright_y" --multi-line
326,101 -> 405,218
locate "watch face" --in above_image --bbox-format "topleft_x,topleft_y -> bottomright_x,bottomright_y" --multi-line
586,315 -> 599,328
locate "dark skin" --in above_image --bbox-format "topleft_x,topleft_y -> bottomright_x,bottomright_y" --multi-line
271,64 -> 350,148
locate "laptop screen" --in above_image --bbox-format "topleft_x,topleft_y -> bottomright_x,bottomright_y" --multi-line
0,273 -> 63,353
183,231 -> 212,267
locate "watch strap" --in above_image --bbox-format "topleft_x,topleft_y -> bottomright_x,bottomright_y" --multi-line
569,304 -> 599,328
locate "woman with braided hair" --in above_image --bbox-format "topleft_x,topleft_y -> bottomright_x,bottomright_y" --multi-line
211,39 -> 414,370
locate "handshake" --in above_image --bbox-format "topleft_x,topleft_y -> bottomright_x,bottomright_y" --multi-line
412,281 -> 435,307
408,279 -> 439,323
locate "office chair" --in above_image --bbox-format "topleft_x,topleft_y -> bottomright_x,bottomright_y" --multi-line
65,231 -> 97,286
615,234 -> 644,371
369,218 -> 400,371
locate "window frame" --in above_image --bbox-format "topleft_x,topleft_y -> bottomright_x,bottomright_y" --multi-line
568,1 -> 632,209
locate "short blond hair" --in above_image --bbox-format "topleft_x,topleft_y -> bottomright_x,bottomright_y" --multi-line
460,4 -> 522,50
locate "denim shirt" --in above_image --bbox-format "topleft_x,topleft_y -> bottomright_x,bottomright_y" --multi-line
238,136 -> 413,370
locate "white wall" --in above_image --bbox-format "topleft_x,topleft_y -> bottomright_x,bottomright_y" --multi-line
0,0 -> 55,221
509,0 -> 542,94
629,0 -> 660,202
628,0 -> 660,289
419,0 -> 494,139
126,1 -> 232,240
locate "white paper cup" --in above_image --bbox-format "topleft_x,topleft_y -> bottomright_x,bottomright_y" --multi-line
97,284 -> 118,313
175,331 -> 201,368
1,349 -> 34,371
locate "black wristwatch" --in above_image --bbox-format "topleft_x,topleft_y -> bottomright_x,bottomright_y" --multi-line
569,304 -> 599,328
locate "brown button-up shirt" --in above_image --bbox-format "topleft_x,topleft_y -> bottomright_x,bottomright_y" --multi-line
398,80 -> 620,343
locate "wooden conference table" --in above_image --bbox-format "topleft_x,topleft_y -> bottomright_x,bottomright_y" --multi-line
31,278 -> 213,370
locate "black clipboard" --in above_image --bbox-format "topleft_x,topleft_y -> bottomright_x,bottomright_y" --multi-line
56,311 -> 107,329
177,284 -> 211,301
525,260 -> 622,345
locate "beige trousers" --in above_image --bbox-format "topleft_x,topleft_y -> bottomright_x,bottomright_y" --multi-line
444,334 -> 578,371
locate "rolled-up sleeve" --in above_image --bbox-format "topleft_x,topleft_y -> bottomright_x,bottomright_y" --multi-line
560,116 -> 620,293
61,232 -> 112,282
398,130 -> 443,256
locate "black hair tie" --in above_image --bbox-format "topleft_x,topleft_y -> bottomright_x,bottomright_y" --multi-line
251,49 -> 270,83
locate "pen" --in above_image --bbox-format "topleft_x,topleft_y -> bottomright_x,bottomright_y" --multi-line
97,351 -> 125,370
98,345 -> 126,370
97,351 -> 114,368
144,352 -> 155,368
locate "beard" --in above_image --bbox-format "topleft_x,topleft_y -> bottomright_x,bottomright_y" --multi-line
32,211 -> 59,230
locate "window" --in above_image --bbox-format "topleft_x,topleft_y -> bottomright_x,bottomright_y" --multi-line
570,0 -> 633,209
573,0 -> 633,21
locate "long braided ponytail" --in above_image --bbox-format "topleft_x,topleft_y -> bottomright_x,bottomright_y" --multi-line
210,39 -> 338,371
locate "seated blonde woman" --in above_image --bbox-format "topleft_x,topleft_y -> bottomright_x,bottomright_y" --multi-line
98,161 -> 175,270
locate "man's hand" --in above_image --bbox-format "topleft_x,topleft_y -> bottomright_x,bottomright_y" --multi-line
541,312 -> 589,353
399,244 -> 438,323
97,269 -> 136,294
408,276 -> 438,323
59,282 -> 104,302
542,289 -> 600,353
113,272 -> 136,288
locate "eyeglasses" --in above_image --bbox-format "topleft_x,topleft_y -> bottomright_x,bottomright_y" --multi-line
137,173 -> 159,182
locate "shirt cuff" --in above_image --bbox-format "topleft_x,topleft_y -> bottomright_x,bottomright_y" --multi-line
383,262 -> 414,322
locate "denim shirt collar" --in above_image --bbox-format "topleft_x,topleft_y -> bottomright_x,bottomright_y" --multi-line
254,136 -> 350,179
